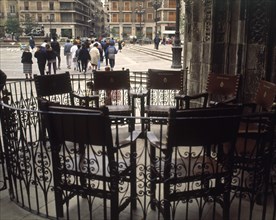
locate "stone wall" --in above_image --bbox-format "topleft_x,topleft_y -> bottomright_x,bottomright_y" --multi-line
183,0 -> 276,102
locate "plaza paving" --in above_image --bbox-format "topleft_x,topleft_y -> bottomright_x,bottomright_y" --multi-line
0,43 -> 177,79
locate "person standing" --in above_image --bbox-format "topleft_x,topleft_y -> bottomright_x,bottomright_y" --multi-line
154,35 -> 161,50
21,47 -> 33,79
41,39 -> 48,52
34,46 -> 47,75
75,44 -> 82,72
105,41 -> 117,71
101,40 -> 109,66
64,39 -> 73,69
45,44 -> 57,74
70,41 -> 79,71
78,44 -> 91,73
29,36 -> 35,51
51,37 -> 61,70
89,43 -> 100,71
118,40 -> 123,52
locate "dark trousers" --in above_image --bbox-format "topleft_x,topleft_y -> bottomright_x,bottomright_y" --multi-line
48,62 -> 57,74
56,54 -> 61,68
81,60 -> 88,72
109,59 -> 115,69
38,62 -> 46,75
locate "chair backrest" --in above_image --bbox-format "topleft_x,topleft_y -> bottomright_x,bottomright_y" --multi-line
167,106 -> 242,147
93,69 -> 130,90
206,73 -> 241,102
147,69 -> 184,106
93,69 -> 131,106
34,72 -> 73,97
34,72 -> 75,106
147,69 -> 183,90
254,80 -> 276,111
0,69 -> 7,91
42,104 -> 113,147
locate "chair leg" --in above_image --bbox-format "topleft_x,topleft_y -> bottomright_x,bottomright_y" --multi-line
111,182 -> 119,220
163,186 -> 171,220
131,142 -> 137,209
150,144 -> 156,210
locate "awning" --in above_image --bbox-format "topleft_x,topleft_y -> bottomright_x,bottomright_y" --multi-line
163,30 -> 175,35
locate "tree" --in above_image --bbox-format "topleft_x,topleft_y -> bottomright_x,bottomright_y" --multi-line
5,17 -> 22,37
23,16 -> 38,35
110,27 -> 118,38
121,32 -> 128,40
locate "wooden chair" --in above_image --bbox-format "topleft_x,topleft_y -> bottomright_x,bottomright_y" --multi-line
244,80 -> 276,113
232,80 -> 276,205
148,106 -> 242,220
139,69 -> 184,127
177,73 -> 241,109
93,69 -> 135,128
34,72 -> 98,107
41,103 -> 140,219
0,69 -> 7,92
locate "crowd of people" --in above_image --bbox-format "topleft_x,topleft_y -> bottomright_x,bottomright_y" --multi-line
21,36 -> 122,79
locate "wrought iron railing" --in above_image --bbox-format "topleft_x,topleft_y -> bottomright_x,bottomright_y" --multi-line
0,73 -> 275,220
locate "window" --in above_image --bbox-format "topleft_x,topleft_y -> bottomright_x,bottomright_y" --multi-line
61,29 -> 72,38
9,5 -> 15,13
112,27 -> 119,37
49,14 -> 55,22
60,2 -> 72,10
25,14 -> 30,21
123,27 -> 131,35
37,2 -> 42,10
49,2 -> 54,10
38,14 -> 42,22
136,14 -> 143,23
124,13 -> 131,22
124,2 -> 130,10
168,12 -> 175,21
24,1 -> 29,10
112,2 -> 118,11
147,13 -> 153,21
168,0 -> 176,8
112,14 -> 118,22
61,13 -> 72,22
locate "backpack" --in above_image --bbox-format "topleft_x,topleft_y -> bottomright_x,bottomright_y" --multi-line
108,47 -> 116,59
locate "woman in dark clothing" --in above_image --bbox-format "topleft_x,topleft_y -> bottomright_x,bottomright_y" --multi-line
21,47 -> 33,79
34,46 -> 47,75
78,44 -> 91,73
45,44 -> 57,74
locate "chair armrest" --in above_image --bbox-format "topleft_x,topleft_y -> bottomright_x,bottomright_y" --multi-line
147,131 -> 167,150
118,130 -> 141,148
71,92 -> 100,107
175,92 -> 209,109
242,102 -> 257,113
209,96 -> 237,107
129,91 -> 148,98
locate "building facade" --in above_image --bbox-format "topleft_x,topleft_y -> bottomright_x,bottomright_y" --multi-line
107,0 -> 177,40
0,0 -> 107,39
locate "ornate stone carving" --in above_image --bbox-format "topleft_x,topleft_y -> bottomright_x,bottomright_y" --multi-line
248,0 -> 268,44
213,1 -> 227,43
203,0 -> 212,42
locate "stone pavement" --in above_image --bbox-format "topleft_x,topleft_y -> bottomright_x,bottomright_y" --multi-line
0,43 -> 178,79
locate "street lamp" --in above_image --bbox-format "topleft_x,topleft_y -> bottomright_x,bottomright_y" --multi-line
47,15 -> 53,39
135,4 -> 145,44
151,0 -> 162,36
171,0 -> 182,69
87,19 -> 94,37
